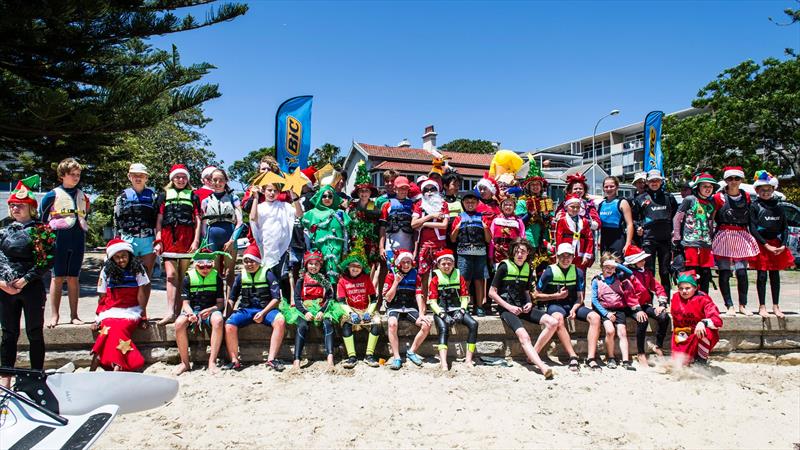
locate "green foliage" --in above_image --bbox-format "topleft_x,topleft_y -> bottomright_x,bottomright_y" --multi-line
439,139 -> 497,154
663,55 -> 800,182
228,147 -> 275,188
0,0 -> 247,178
308,143 -> 344,169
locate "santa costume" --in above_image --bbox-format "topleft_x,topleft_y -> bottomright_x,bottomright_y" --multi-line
670,272 -> 723,365
412,177 -> 449,274
91,238 -> 149,371
554,194 -> 595,270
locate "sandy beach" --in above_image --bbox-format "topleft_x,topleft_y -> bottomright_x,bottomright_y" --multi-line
95,358 -> 800,449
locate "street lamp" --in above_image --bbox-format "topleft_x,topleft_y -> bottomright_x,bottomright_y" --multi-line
591,109 -> 620,196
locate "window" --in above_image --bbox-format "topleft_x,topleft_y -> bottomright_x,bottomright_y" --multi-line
583,140 -> 610,160
461,178 -> 478,192
372,172 -> 383,188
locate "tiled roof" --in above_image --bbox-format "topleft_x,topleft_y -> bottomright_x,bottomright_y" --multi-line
356,143 -> 495,167
371,161 -> 486,178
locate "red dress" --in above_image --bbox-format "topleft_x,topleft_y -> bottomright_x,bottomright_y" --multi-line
670,291 -> 722,365
91,269 -> 148,371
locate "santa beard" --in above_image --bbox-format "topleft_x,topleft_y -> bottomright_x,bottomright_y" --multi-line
421,192 -> 444,216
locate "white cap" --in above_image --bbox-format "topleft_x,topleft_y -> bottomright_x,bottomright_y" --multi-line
646,169 -> 663,181
632,172 -> 647,183
128,163 -> 149,175
556,243 -> 575,256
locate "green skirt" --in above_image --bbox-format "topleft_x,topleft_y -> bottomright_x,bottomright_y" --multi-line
279,299 -> 347,326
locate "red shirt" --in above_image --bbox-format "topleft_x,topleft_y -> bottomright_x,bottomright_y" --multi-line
337,273 -> 376,310
427,271 -> 469,300
412,202 -> 449,243
382,271 -> 423,297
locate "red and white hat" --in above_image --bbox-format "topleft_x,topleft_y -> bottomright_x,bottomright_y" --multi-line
303,250 -> 323,266
300,166 -> 317,186
563,193 -> 582,207
723,166 -> 745,180
393,249 -> 415,266
242,243 -> 262,263
434,248 -> 455,263
169,164 -> 190,180
476,172 -> 499,195
106,238 -> 133,259
201,165 -> 217,179
419,177 -> 440,192
624,245 -> 650,265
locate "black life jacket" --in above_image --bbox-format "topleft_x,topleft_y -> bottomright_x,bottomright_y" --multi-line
716,192 -> 751,226
117,187 -> 157,235
637,191 -> 671,226
752,198 -> 785,235
385,197 -> 413,234
456,212 -> 486,253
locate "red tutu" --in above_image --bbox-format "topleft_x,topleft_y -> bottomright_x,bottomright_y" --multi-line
748,240 -> 795,271
161,224 -> 195,259
684,247 -> 715,268
91,318 -> 145,372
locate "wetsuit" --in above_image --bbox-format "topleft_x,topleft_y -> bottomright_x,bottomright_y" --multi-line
40,186 -> 90,276
292,274 -> 335,361
536,264 -> 592,321
181,268 -> 224,328
712,191 -> 759,308
749,197 -> 793,306
336,272 -> 381,359
493,260 -> 546,330
633,188 -> 678,297
672,194 -> 716,293
629,267 -> 670,353
598,196 -> 628,257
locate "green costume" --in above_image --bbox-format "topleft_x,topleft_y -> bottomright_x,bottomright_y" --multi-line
302,185 -> 351,284
515,156 -> 553,269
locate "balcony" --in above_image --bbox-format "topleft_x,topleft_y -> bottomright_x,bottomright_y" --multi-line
623,140 -> 643,151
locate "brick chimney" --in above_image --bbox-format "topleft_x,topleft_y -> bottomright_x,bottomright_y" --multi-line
422,125 -> 437,152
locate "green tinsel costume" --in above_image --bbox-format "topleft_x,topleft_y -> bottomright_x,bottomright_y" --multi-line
348,162 -> 381,264
515,156 -> 553,268
302,185 -> 351,284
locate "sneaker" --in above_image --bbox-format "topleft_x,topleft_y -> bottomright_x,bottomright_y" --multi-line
606,358 -> 618,369
475,307 -> 486,317
221,361 -> 242,371
622,360 -> 636,371
390,358 -> 402,370
406,351 -> 423,366
265,360 -> 285,372
343,356 -> 358,369
364,355 -> 380,367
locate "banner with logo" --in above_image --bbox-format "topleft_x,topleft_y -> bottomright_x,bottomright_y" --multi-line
643,110 -> 664,175
275,95 -> 313,172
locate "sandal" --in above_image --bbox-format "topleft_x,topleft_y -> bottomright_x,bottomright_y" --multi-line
568,356 -> 580,372
221,361 -> 242,371
587,359 -> 602,372
622,360 -> 637,371
607,358 -> 618,369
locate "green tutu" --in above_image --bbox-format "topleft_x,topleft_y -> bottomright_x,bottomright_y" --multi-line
279,299 -> 347,326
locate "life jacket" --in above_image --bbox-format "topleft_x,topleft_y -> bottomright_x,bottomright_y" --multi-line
187,268 -> 219,309
301,273 -> 325,301
500,260 -> 531,307
433,268 -> 462,310
106,271 -> 139,290
445,196 -> 463,218
117,187 -> 156,236
385,197 -> 413,234
598,197 -> 624,229
203,192 -> 237,225
715,192 -> 751,227
102,270 -> 140,310
752,198 -> 785,236
542,264 -> 578,304
394,268 -> 418,309
594,275 -> 626,310
638,191 -> 672,226
239,268 -> 274,309
456,211 -> 486,254
48,187 -> 88,231
162,188 -> 195,227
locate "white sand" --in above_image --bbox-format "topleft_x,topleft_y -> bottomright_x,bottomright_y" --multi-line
94,359 -> 799,449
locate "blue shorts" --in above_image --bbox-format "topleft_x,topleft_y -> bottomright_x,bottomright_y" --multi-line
226,307 -> 280,328
122,235 -> 155,257
189,307 -> 223,328
53,227 -> 85,277
457,254 -> 489,281
544,303 -> 594,322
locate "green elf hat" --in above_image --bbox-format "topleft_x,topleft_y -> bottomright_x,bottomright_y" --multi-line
350,160 -> 378,197
521,154 -> 547,189
339,240 -> 370,274
7,175 -> 41,208
690,172 -> 719,189
676,270 -> 698,287
191,238 -> 231,261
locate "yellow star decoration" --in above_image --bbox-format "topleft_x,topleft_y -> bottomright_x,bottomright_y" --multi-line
116,339 -> 133,355
282,168 -> 309,196
99,325 -> 110,335
252,170 -> 286,187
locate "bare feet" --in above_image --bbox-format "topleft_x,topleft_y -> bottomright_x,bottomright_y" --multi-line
726,306 -> 737,317
208,362 -> 220,375
46,315 -> 59,328
543,368 -> 554,380
89,321 -> 100,331
70,317 -> 84,325
637,353 -> 649,367
652,346 -> 664,358
773,305 -> 785,319
292,360 -> 301,371
173,362 -> 190,376
758,306 -> 769,318
739,305 -> 752,316
157,314 -> 176,326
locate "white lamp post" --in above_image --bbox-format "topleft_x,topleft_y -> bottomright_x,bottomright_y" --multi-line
591,109 -> 620,196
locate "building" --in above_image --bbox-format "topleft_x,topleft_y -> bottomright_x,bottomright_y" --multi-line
342,126 -> 496,194
534,108 -> 702,195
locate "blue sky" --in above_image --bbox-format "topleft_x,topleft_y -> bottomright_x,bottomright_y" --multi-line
150,1 -> 798,167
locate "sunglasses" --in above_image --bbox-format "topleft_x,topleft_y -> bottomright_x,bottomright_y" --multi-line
321,194 -> 334,199
726,176 -> 742,181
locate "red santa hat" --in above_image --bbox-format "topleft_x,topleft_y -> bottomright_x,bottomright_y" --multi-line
623,245 -> 651,265
434,248 -> 455,263
169,164 -> 190,180
201,165 -> 217,179
242,243 -> 261,263
303,250 -> 323,266
300,166 -> 318,186
106,238 -> 133,259
563,194 -> 582,207
408,182 -> 422,200
419,177 -> 440,192
476,173 -> 499,195
393,249 -> 415,266
723,166 -> 745,180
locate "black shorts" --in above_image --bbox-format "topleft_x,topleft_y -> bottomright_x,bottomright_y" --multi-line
500,308 -> 546,332
543,303 -> 594,322
387,308 -> 420,323
599,308 -> 627,326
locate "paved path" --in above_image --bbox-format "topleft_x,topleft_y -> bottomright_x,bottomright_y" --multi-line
41,252 -> 800,327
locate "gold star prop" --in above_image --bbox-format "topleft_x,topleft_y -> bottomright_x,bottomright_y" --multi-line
252,171 -> 286,187
116,339 -> 133,355
100,325 -> 110,335
282,168 -> 309,196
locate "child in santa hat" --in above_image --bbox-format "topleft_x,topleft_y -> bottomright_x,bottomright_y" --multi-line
749,170 -> 793,318
154,164 -> 202,325
223,243 -> 286,372
623,245 -> 670,367
90,238 -> 149,372
427,249 -> 478,370
383,250 -> 431,370
670,272 -> 723,366
554,194 -> 595,271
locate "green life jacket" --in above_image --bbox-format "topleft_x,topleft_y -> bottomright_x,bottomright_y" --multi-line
433,268 -> 462,310
239,268 -> 273,309
544,263 -> 578,304
500,260 -> 530,307
163,188 -> 194,226
187,268 -> 219,309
